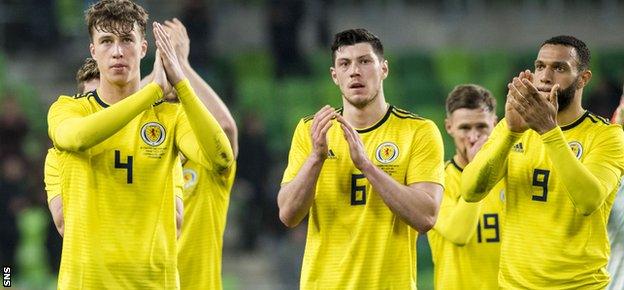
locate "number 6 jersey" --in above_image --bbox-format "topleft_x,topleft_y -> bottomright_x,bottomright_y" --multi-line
281,105 -> 444,290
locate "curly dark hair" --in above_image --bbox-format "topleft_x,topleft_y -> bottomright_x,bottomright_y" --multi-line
541,35 -> 591,72
85,0 -> 148,39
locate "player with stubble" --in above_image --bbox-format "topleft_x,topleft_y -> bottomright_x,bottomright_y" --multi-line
461,35 -> 624,289
278,28 -> 444,289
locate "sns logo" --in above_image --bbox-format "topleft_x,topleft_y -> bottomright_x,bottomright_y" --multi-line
3,266 -> 10,287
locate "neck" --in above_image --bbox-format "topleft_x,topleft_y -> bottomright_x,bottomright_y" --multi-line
98,78 -> 140,105
557,92 -> 585,126
453,154 -> 468,169
342,91 -> 388,129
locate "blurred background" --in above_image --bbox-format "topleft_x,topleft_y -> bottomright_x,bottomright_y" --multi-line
1,0 -> 624,289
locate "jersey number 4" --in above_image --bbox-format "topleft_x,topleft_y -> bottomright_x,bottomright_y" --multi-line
114,150 -> 133,184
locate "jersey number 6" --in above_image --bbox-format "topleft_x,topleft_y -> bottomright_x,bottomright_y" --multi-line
351,174 -> 366,205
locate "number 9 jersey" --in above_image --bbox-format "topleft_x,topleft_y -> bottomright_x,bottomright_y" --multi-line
493,112 -> 624,289
281,106 -> 444,290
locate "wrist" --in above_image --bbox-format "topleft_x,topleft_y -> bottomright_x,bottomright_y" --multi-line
358,158 -> 375,173
537,123 -> 557,135
309,152 -> 327,165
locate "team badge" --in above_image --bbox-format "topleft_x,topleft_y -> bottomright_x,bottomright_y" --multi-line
183,169 -> 198,189
568,141 -> 583,159
375,142 -> 399,164
140,122 -> 166,146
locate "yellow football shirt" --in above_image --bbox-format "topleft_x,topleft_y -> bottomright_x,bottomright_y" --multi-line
44,148 -> 185,203
464,112 -> 624,289
44,148 -> 61,203
177,160 -> 236,290
282,105 -> 445,290
47,81 -> 230,289
428,159 -> 504,290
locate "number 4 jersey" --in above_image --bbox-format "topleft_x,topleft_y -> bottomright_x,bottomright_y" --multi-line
46,83 -> 215,289
281,105 -> 444,290
494,112 -> 624,289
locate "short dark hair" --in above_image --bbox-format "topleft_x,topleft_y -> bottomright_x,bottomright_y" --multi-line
541,35 -> 591,72
76,58 -> 100,92
85,0 -> 148,39
331,28 -> 384,63
445,84 -> 496,116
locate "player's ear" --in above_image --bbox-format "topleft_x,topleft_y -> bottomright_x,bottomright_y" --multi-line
444,117 -> 453,135
89,42 -> 96,59
577,69 -> 592,89
140,38 -> 148,59
330,67 -> 339,85
381,58 -> 388,80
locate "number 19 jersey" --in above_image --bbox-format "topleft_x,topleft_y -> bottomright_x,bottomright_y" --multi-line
282,105 -> 444,290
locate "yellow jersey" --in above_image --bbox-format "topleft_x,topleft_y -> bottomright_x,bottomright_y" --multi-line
282,105 -> 445,290
47,81 -> 231,289
463,112 -> 624,289
44,147 -> 184,203
177,160 -> 236,290
428,159 -> 504,290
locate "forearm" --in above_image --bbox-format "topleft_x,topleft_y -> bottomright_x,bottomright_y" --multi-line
433,199 -> 481,245
361,161 -> 440,232
175,196 -> 183,239
51,83 -> 162,151
541,127 -> 611,215
462,124 -> 519,202
48,196 -> 64,237
176,79 -> 234,171
278,155 -> 324,228
180,61 -> 238,157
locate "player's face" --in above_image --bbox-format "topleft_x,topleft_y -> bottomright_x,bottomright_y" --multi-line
331,43 -> 388,108
82,78 -> 100,93
89,23 -> 147,86
533,44 -> 587,111
445,108 -> 496,160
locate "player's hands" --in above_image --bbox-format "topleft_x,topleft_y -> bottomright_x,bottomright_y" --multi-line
508,73 -> 559,134
152,49 -> 173,96
310,105 -> 335,161
163,18 -> 190,64
505,70 -> 530,133
465,134 -> 488,163
153,22 -> 185,86
612,92 -> 624,125
336,114 -> 371,171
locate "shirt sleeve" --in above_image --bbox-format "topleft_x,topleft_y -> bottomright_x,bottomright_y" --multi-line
44,148 -> 61,203
281,119 -> 312,184
541,125 -> 624,215
175,79 -> 234,172
172,155 -> 184,199
462,120 -> 520,202
433,166 -> 481,245
48,83 -> 163,152
406,120 -> 445,185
